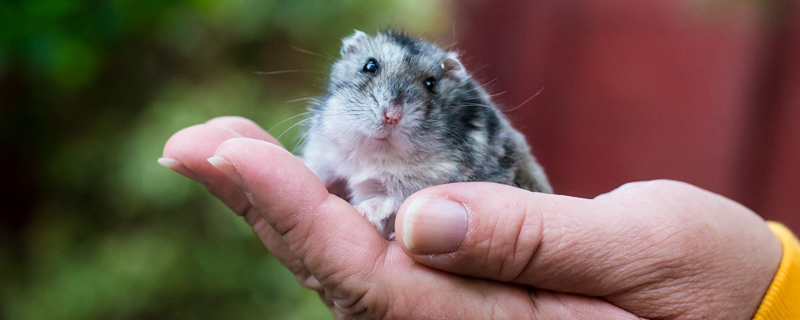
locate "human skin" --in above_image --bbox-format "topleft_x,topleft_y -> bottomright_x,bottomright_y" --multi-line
161,116 -> 783,320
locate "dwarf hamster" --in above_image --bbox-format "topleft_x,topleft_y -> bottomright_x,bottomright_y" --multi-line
301,30 -> 551,240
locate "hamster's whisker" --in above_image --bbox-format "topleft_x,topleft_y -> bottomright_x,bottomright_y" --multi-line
268,112 -> 312,133
292,128 -> 314,154
483,78 -> 499,87
443,42 -> 459,51
255,70 -> 325,76
505,87 -> 545,113
463,78 -> 499,94
460,103 -> 514,125
442,126 -> 468,144
487,90 -> 507,98
276,118 -> 312,141
323,110 -> 367,116
290,46 -> 327,59
439,128 -> 473,168
441,18 -> 458,51
285,97 -> 319,104
355,7 -> 367,19
468,63 -> 491,75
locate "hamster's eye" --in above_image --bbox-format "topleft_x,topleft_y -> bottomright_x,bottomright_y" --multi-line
423,77 -> 437,93
362,58 -> 380,74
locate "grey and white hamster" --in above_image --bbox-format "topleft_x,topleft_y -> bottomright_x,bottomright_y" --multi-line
301,30 -> 551,239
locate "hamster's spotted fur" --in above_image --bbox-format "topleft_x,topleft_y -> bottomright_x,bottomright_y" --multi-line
302,30 -> 551,239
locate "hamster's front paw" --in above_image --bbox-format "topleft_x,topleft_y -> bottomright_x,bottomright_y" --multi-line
355,197 -> 393,224
355,197 -> 397,239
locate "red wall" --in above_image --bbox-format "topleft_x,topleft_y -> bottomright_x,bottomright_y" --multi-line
456,0 -> 800,232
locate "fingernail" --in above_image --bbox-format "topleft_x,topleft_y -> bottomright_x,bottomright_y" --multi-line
157,157 -> 205,183
207,157 -> 248,192
403,196 -> 468,255
157,157 -> 181,169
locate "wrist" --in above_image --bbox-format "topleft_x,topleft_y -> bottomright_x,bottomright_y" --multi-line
752,222 -> 800,320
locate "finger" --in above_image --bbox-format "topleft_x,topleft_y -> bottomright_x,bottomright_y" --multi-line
162,116 -> 277,215
528,290 -> 644,320
361,270 -> 639,319
162,124 -> 252,215
200,117 -> 325,288
394,182 -> 678,297
162,120 -> 318,289
211,138 -> 387,302
205,116 -> 281,146
157,157 -> 205,183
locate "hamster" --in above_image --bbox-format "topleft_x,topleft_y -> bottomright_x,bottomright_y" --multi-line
301,30 -> 551,240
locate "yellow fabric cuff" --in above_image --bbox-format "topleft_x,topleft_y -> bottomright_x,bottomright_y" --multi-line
753,222 -> 800,320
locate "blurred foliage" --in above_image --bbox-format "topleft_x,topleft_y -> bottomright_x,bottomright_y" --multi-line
0,0 -> 449,318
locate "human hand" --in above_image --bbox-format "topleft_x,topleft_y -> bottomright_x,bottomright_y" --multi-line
161,116 -> 641,319
395,180 -> 783,319
161,116 -> 782,319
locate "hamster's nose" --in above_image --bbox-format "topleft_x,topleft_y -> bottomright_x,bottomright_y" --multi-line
383,106 -> 402,125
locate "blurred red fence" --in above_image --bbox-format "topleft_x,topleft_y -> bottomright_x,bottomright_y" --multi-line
456,0 -> 800,232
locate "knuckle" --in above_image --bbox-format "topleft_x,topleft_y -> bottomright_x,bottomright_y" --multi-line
216,137 -> 251,154
205,184 -> 251,216
480,194 -> 544,282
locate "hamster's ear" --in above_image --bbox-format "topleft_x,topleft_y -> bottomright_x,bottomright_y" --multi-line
341,30 -> 369,57
442,53 -> 468,81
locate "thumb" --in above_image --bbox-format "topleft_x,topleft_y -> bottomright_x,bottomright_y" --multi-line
395,181 -> 683,297
395,180 -> 782,319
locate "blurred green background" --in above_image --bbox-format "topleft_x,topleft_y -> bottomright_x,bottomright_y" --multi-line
0,0 -> 450,318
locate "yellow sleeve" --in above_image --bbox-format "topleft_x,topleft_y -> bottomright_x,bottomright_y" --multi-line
752,222 -> 800,320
